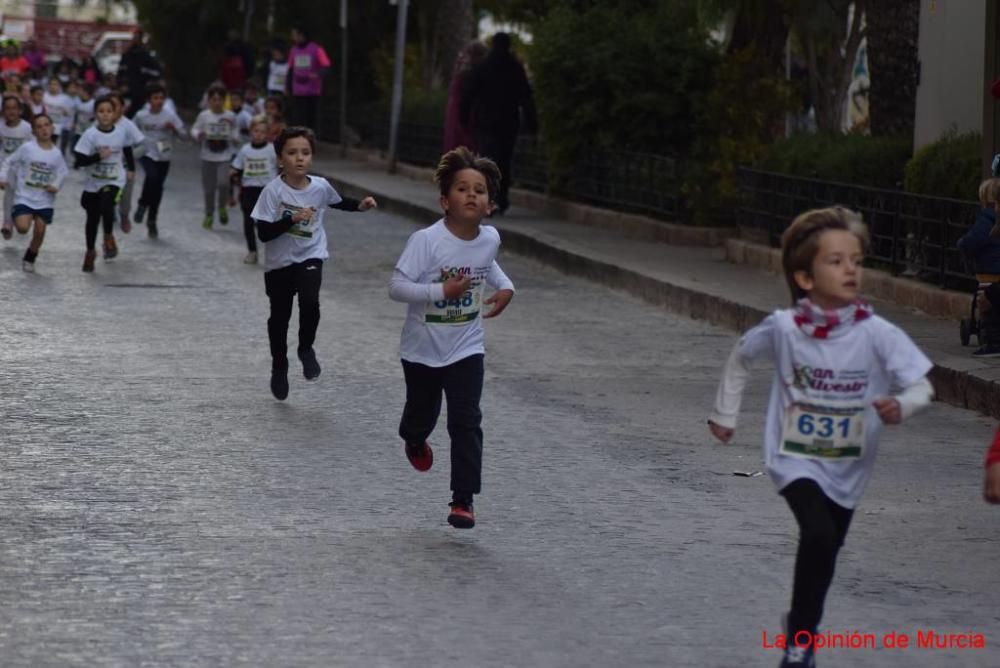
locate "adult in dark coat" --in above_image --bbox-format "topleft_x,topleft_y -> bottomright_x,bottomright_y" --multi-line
117,31 -> 162,118
459,32 -> 536,214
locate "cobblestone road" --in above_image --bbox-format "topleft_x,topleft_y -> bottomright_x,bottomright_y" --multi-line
0,144 -> 997,667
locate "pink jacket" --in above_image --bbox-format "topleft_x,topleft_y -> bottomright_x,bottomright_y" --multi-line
288,42 -> 330,97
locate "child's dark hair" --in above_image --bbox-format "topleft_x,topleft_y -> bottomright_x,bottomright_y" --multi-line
94,94 -> 115,112
264,95 -> 283,112
29,84 -> 42,94
274,126 -> 315,155
2,94 -> 21,110
145,81 -> 166,97
206,84 -> 226,99
31,112 -> 52,129
434,146 -> 501,203
80,82 -> 95,96
780,206 -> 870,303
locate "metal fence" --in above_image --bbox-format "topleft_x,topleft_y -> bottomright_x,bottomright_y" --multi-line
737,167 -> 980,290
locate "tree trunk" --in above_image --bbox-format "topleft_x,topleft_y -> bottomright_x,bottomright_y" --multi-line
726,0 -> 789,74
798,0 -> 866,133
418,0 -> 475,90
866,0 -> 919,136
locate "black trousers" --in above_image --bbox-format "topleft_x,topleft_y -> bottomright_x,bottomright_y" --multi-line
292,95 -> 319,131
138,156 -> 171,222
781,478 -> 855,638
81,186 -> 119,250
240,186 -> 263,252
263,259 -> 323,367
399,354 -> 484,499
476,128 -> 517,212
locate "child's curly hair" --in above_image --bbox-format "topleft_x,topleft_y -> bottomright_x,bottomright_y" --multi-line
434,146 -> 501,203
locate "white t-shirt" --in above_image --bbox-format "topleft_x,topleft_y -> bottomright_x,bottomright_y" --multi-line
232,142 -> 278,188
721,310 -> 932,508
250,175 -> 342,270
74,98 -> 95,130
267,60 -> 289,92
392,219 -> 515,367
0,120 -> 33,156
134,107 -> 186,162
192,109 -> 239,162
42,92 -> 74,133
117,115 -> 146,146
73,124 -> 132,191
0,140 -> 68,209
234,108 -> 253,141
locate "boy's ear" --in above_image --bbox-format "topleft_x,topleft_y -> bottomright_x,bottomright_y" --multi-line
439,194 -> 449,213
792,269 -> 814,293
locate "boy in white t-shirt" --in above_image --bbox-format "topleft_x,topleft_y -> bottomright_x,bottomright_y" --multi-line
707,207 -> 934,668
0,113 -> 68,272
109,92 -> 145,234
0,94 -> 32,240
231,115 -> 277,264
133,82 -> 185,238
193,84 -> 239,229
42,78 -> 74,156
389,147 -> 515,529
250,126 -> 376,399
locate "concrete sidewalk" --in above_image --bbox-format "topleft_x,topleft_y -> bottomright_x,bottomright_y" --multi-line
312,148 -> 1000,420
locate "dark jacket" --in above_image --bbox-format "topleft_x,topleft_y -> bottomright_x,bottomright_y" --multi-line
459,52 -> 536,137
117,45 -> 161,99
958,207 -> 1000,273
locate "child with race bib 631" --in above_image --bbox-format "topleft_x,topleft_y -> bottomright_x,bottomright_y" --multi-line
707,206 -> 934,668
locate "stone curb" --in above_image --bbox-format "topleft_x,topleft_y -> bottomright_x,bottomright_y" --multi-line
318,163 -> 1000,420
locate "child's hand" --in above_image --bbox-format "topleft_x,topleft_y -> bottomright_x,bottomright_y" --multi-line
98,147 -> 113,159
483,289 -> 513,318
358,196 -> 377,211
873,397 -> 901,424
291,207 -> 315,223
708,420 -> 734,443
443,274 -> 472,299
985,463 -> 1000,504
44,185 -> 57,193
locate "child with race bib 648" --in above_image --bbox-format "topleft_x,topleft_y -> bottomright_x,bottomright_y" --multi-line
707,207 -> 934,668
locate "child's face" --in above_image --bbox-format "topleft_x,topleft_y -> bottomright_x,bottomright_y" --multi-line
3,99 -> 21,123
794,230 -> 864,309
208,93 -> 224,113
30,89 -> 42,104
95,101 -> 115,127
245,88 -> 258,103
46,79 -> 60,95
231,94 -> 243,109
250,123 -> 268,144
79,88 -> 92,101
32,115 -> 52,141
149,92 -> 165,112
440,168 -> 490,224
279,136 -> 313,176
272,49 -> 285,62
264,100 -> 278,116
66,82 -> 78,97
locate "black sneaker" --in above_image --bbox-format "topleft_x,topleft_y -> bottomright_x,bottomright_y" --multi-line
972,344 -> 1000,358
270,363 -> 289,400
148,219 -> 158,239
779,645 -> 815,667
298,347 -> 321,380
134,204 -> 147,223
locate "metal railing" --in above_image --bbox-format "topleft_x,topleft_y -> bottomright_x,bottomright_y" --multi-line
737,167 -> 979,290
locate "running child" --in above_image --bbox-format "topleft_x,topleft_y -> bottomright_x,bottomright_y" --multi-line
250,126 -> 376,399
0,93 -> 32,240
0,113 -> 68,272
244,81 -> 264,114
41,77 -> 74,155
263,95 -> 285,143
231,115 -> 277,264
73,95 -> 135,272
706,206 -> 934,667
230,89 -> 252,142
266,44 -> 289,98
133,82 -> 185,238
27,84 -> 43,117
109,92 -> 145,233
72,82 -> 95,147
389,146 -> 515,529
192,84 -> 239,229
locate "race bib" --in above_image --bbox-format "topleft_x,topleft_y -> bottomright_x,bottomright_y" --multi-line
207,122 -> 230,140
425,269 -> 483,325
25,162 -> 53,188
294,55 -> 312,69
780,400 -> 865,459
271,72 -> 286,89
3,136 -> 24,153
281,201 -> 317,238
245,158 -> 269,177
92,161 -> 119,180
155,140 -> 172,157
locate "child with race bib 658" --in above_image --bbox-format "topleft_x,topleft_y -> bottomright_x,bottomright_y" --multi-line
707,207 -> 934,668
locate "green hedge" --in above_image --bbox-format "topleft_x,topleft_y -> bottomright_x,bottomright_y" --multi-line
903,130 -> 981,201
757,133 -> 913,189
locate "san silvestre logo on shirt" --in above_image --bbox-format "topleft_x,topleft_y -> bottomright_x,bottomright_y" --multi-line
792,365 -> 869,394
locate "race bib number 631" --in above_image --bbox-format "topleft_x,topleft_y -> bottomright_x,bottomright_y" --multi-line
780,401 -> 865,459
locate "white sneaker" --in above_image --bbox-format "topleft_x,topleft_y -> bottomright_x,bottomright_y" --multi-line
243,251 -> 258,265
22,260 -> 34,273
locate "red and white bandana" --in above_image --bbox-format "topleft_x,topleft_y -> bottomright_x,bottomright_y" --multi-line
793,298 -> 873,339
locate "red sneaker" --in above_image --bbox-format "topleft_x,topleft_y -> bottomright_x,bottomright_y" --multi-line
405,441 -> 433,472
447,502 -> 475,529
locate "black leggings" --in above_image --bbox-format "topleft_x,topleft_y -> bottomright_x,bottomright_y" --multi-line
263,259 -> 323,366
240,186 -> 263,252
81,186 -> 120,250
781,478 -> 855,638
138,156 -> 171,222
399,354 -> 485,500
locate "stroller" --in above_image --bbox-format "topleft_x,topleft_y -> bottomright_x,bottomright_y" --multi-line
960,274 -> 1000,346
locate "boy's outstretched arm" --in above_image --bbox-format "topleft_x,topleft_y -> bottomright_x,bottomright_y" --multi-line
872,376 -> 934,424
483,260 -> 515,318
708,340 -> 753,443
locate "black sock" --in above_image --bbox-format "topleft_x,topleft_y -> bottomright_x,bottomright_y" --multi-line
452,493 -> 473,506
23,249 -> 37,263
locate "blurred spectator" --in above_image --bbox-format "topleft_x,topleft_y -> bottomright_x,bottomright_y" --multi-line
78,56 -> 100,85
0,44 -> 29,77
443,40 -> 487,153
287,26 -> 330,130
958,177 -> 1000,357
117,30 -> 162,118
21,40 -> 44,72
